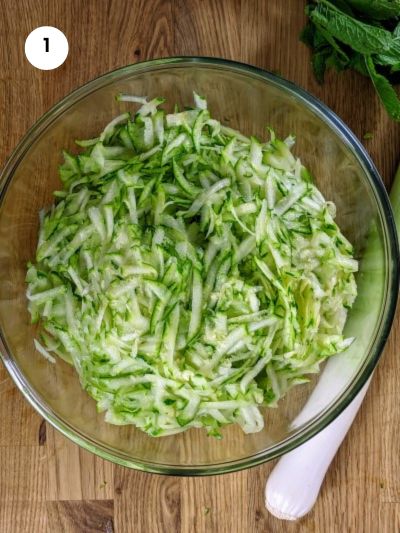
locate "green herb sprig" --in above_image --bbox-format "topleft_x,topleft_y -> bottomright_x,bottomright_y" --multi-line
302,0 -> 400,120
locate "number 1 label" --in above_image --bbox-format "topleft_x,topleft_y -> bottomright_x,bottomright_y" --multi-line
25,26 -> 68,70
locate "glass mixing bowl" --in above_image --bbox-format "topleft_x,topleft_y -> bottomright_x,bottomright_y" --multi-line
0,58 -> 398,475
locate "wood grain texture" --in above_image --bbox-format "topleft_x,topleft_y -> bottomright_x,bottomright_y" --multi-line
0,0 -> 399,532
46,500 -> 114,533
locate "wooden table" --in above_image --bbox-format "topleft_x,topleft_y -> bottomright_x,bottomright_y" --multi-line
1,1 -> 399,531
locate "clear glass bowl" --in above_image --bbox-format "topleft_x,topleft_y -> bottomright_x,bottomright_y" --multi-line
0,58 -> 398,475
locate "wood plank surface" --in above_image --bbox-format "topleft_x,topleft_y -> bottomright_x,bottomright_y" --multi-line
0,1 -> 399,532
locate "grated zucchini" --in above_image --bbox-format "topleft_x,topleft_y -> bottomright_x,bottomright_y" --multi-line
26,93 -> 358,438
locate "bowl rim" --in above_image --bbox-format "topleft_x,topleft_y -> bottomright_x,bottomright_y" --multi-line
0,56 -> 398,475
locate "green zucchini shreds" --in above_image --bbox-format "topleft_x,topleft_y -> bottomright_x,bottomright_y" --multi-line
26,93 -> 358,438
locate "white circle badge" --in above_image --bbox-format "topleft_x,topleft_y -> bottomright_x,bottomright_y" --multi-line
25,26 -> 69,70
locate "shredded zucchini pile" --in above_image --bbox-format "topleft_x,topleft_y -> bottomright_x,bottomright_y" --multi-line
26,93 -> 358,437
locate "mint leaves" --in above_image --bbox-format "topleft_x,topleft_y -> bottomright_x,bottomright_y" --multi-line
302,0 -> 400,120
365,55 -> 400,119
345,0 -> 400,20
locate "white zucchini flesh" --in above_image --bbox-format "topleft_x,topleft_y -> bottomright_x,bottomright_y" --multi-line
27,93 -> 358,438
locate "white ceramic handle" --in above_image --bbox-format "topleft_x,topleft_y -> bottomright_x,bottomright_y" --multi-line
265,378 -> 371,520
